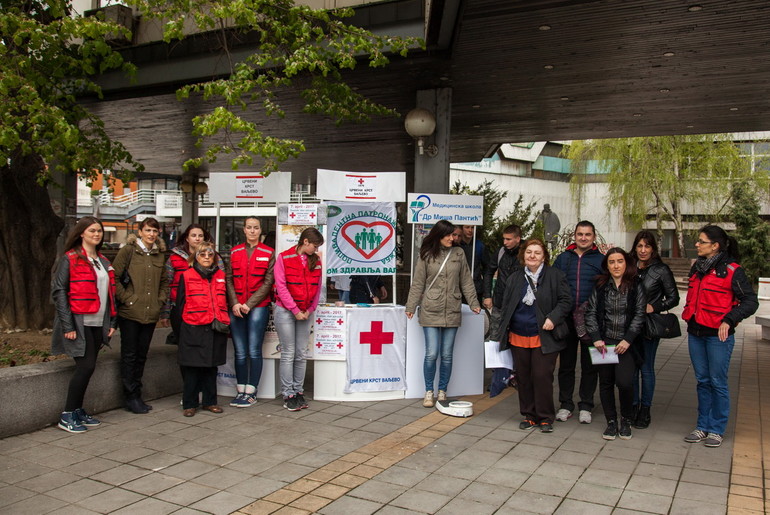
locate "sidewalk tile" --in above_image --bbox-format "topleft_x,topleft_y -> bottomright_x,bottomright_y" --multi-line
616,490 -> 672,514
554,499 -> 612,514
318,495 -> 383,514
567,481 -> 623,506
189,490 -> 255,515
121,472 -> 184,496
2,493 -> 67,514
675,481 -> 728,504
436,497 -> 499,515
503,490 -> 562,514
348,480 -> 408,503
76,487 -> 145,513
111,496 -> 180,514
670,497 -> 731,515
390,488 -> 452,512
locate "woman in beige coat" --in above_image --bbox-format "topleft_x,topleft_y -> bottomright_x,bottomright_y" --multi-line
406,220 -> 481,407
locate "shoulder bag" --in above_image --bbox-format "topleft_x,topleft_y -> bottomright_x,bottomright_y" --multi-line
645,312 -> 682,339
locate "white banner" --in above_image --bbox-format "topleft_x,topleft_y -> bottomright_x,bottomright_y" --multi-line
287,204 -> 319,225
407,193 -> 484,225
345,306 -> 407,393
208,172 -> 291,203
317,169 -> 405,202
326,202 -> 396,275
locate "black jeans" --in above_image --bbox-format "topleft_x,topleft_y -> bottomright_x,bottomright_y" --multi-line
65,326 -> 101,412
557,322 -> 598,412
118,318 -> 156,400
597,339 -> 636,422
181,366 -> 218,409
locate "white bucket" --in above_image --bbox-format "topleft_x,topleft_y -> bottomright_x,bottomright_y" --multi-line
758,278 -> 770,300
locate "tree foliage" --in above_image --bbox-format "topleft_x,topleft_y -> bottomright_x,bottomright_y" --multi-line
1,0 -> 143,186
731,181 -> 770,284
563,135 -> 764,257
450,179 -> 540,251
129,0 -> 422,173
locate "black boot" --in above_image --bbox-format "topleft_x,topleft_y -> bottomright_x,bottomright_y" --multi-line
634,406 -> 651,429
125,397 -> 149,414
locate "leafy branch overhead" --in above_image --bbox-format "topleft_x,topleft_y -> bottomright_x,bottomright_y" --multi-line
0,0 -> 142,185
132,0 -> 423,173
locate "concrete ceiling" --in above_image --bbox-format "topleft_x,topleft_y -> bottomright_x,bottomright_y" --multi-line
87,0 -> 770,184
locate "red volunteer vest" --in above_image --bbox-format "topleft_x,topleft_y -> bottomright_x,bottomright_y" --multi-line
279,249 -> 322,312
66,250 -> 117,316
168,252 -> 190,304
682,263 -> 739,329
181,268 -> 231,326
230,243 -> 274,306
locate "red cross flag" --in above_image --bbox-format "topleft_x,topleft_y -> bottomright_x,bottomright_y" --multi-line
345,306 -> 407,393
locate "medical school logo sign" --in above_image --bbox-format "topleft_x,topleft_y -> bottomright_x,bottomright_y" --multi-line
407,193 -> 484,225
327,202 -> 397,275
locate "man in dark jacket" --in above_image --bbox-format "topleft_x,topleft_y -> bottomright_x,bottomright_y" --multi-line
483,224 -> 522,311
459,225 -> 489,303
552,220 -> 604,424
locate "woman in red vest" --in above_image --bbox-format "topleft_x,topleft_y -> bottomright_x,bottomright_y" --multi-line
274,227 -> 324,412
51,217 -> 117,433
226,216 -> 275,407
682,225 -> 757,448
171,241 -> 230,417
161,224 -> 221,324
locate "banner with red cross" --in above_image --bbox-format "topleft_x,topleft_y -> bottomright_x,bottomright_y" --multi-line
313,306 -> 347,360
326,201 -> 397,275
345,306 -> 407,393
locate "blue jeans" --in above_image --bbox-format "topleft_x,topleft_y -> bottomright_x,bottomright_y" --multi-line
230,306 -> 269,388
688,333 -> 735,435
423,326 -> 459,392
339,290 -> 351,303
633,336 -> 660,407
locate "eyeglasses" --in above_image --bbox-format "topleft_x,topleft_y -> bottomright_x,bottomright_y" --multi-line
197,250 -> 215,257
696,239 -> 713,246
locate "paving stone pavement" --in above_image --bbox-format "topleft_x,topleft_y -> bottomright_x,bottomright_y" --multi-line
1,301 -> 768,514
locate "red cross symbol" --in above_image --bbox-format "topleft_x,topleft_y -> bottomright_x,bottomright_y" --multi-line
336,318 -> 344,325
309,212 -> 316,219
337,343 -> 344,349
289,212 -> 296,218
316,342 -> 323,348
360,321 -> 394,355
316,318 -> 322,325
358,178 -> 365,186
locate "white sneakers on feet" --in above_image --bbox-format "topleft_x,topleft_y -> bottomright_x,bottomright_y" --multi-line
437,390 -> 447,402
556,409 -> 572,422
423,391 -> 435,408
579,410 -> 592,424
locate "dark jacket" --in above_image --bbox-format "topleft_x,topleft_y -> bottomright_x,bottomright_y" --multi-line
585,280 -> 646,345
460,238 -> 488,296
483,244 -> 522,308
492,265 -> 573,354
112,234 -> 169,324
637,258 -> 679,313
171,266 -> 228,368
553,244 -> 604,307
683,254 -> 758,337
51,253 -> 117,357
350,275 -> 385,304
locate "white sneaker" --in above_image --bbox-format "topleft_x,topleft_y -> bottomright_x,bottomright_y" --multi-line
556,409 -> 572,422
579,410 -> 592,424
437,390 -> 447,402
423,391 -> 435,408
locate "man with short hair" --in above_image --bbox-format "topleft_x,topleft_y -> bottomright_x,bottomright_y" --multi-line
459,225 -> 488,303
483,224 -> 522,312
553,221 -> 604,424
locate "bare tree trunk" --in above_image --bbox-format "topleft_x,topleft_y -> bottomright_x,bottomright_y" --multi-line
0,151 -> 64,330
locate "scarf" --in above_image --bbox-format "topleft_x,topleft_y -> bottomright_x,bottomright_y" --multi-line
193,261 -> 217,280
522,264 -> 544,306
695,252 -> 723,276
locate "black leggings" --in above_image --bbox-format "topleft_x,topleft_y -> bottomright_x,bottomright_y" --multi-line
65,326 -> 101,412
597,339 -> 636,422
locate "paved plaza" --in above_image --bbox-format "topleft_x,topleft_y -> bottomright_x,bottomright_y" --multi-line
1,302 -> 768,514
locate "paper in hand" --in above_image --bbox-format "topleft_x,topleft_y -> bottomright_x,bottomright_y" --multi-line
589,345 -> 619,365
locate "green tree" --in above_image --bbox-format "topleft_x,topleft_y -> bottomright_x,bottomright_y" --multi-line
0,0 -> 419,329
731,181 -> 770,284
563,135 -> 763,257
449,179 -> 540,251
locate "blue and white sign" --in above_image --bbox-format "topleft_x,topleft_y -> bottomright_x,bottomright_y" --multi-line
407,193 -> 484,225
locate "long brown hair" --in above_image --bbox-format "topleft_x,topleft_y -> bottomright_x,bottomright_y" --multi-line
62,216 -> 105,259
176,223 -> 213,255
419,220 -> 455,261
595,247 -> 637,293
297,227 -> 324,269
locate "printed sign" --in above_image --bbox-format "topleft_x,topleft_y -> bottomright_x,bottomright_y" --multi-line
326,202 -> 396,275
407,193 -> 484,225
287,204 -> 318,225
345,306 -> 407,393
235,175 -> 264,198
316,168 -> 405,202
313,306 -> 347,359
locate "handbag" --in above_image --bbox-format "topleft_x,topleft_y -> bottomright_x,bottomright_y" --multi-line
211,319 -> 231,334
645,312 -> 682,339
572,300 -> 592,343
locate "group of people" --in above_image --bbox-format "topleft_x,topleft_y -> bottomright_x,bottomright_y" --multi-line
405,219 -> 758,446
52,213 -> 758,447
52,216 -> 325,432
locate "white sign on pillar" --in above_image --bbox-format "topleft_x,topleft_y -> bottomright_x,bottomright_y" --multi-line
407,193 -> 483,225
208,171 -> 291,203
316,168 -> 405,202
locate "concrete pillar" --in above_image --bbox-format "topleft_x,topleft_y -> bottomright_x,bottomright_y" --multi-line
180,174 -> 199,229
412,88 -> 452,194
